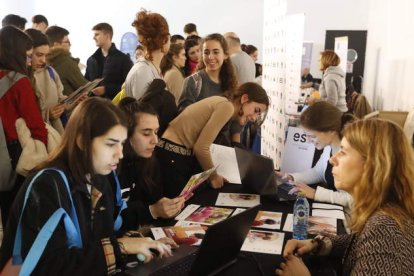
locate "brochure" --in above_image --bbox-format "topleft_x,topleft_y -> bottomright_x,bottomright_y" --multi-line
252,211 -> 283,230
175,204 -> 234,225
283,214 -> 337,235
151,224 -> 207,246
210,144 -> 241,184
61,78 -> 103,105
179,166 -> 217,200
215,192 -> 260,208
241,230 -> 285,255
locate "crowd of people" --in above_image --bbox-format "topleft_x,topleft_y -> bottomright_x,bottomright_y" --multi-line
0,9 -> 413,276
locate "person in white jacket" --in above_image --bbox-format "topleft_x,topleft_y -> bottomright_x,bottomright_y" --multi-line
278,102 -> 355,213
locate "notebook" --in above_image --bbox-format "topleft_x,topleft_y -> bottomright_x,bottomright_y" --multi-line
126,204 -> 260,276
234,147 -> 297,201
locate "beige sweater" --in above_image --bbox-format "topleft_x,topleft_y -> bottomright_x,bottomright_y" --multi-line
162,96 -> 234,171
164,66 -> 185,105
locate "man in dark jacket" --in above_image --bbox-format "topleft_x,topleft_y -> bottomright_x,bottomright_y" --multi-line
85,23 -> 133,100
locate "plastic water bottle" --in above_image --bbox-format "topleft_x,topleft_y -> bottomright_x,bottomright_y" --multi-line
293,192 -> 309,240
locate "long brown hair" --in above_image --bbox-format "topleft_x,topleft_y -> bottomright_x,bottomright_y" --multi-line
37,97 -> 127,185
0,26 -> 33,75
343,119 -> 414,233
160,43 -> 184,75
198,33 -> 238,93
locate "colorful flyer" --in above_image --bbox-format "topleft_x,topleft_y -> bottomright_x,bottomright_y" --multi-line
179,167 -> 217,200
241,230 -> 285,255
252,211 -> 283,230
215,193 -> 260,208
175,205 -> 234,225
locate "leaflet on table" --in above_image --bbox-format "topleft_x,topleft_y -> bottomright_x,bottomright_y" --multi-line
252,211 -> 283,230
312,209 -> 345,220
175,204 -> 234,225
210,144 -> 241,184
241,230 -> 285,255
179,166 -> 218,200
61,78 -> 103,105
151,224 -> 207,246
312,203 -> 343,210
283,214 -> 337,235
215,192 -> 260,208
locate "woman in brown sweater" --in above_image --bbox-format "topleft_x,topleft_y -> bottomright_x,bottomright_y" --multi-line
276,119 -> 414,276
156,82 -> 269,197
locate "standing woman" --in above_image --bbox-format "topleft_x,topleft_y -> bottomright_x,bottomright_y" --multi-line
279,102 -> 355,212
124,10 -> 171,100
157,82 -> 269,197
160,43 -> 186,104
183,38 -> 200,77
0,26 -> 48,228
318,50 -> 347,112
178,33 -> 238,112
0,98 -> 175,275
276,119 -> 414,275
118,97 -> 185,230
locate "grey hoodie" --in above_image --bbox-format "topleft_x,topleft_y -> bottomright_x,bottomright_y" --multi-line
319,65 -> 347,112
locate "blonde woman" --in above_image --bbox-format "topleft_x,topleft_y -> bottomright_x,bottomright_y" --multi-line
276,119 -> 414,276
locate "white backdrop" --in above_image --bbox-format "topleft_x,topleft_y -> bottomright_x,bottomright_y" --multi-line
1,0 -> 264,65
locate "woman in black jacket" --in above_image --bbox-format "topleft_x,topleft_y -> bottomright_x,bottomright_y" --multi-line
0,97 -> 175,275
118,97 -> 185,230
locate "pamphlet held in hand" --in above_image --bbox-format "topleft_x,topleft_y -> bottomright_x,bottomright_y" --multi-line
179,166 -> 217,200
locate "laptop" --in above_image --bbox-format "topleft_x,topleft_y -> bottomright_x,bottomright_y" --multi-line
127,204 -> 260,276
234,147 -> 297,201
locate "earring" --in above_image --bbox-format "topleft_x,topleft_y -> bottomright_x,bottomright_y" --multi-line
238,105 -> 244,116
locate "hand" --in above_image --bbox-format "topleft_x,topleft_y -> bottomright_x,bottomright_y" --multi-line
157,237 -> 179,249
49,104 -> 65,120
209,174 -> 227,189
91,86 -> 105,96
275,254 -> 311,276
117,237 -> 173,263
288,182 -> 316,199
282,239 -> 316,258
150,197 -> 186,218
275,171 -> 293,182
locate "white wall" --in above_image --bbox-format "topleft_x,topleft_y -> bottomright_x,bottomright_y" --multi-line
287,0 -> 369,79
1,0 -> 264,65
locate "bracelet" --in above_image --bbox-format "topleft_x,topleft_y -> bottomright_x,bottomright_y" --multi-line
310,235 -> 326,255
118,240 -> 127,255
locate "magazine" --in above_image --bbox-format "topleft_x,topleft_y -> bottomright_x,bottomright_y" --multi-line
215,192 -> 260,208
283,214 -> 337,235
61,78 -> 103,105
252,211 -> 283,230
179,166 -> 217,200
241,230 -> 285,255
151,224 -> 207,246
175,204 -> 234,225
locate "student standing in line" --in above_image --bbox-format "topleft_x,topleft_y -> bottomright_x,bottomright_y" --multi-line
157,82 -> 269,197
124,10 -> 170,100
183,38 -> 200,77
161,43 -> 186,104
0,97 -> 176,275
0,26 -> 48,228
276,119 -> 414,275
178,33 -> 238,112
25,28 -> 67,134
85,23 -> 133,100
118,98 -> 186,230
278,102 -> 355,213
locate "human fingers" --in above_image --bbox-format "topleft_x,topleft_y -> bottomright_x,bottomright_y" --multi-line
158,237 -> 179,249
288,187 -> 299,195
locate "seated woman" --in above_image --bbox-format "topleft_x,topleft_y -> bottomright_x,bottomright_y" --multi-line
118,97 -> 185,230
156,82 -> 269,197
278,102 -> 355,213
276,119 -> 414,276
0,98 -> 175,275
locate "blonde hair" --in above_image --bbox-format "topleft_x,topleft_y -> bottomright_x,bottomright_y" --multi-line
320,50 -> 340,71
343,119 -> 414,233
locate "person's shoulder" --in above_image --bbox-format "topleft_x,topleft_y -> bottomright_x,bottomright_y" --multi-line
363,212 -> 405,236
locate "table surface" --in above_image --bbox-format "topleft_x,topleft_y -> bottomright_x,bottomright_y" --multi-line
159,182 -> 344,276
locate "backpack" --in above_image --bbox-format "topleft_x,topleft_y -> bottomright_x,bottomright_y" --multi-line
0,71 -> 24,191
2,169 -> 126,275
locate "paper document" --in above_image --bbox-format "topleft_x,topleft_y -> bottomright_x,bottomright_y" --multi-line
312,209 -> 345,220
283,214 -> 337,235
312,203 -> 343,210
61,78 -> 103,105
241,230 -> 285,255
175,204 -> 234,225
215,193 -> 260,208
252,211 -> 283,230
179,166 -> 217,200
210,144 -> 241,184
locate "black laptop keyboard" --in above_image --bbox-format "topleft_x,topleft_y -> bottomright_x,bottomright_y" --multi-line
151,252 -> 197,276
